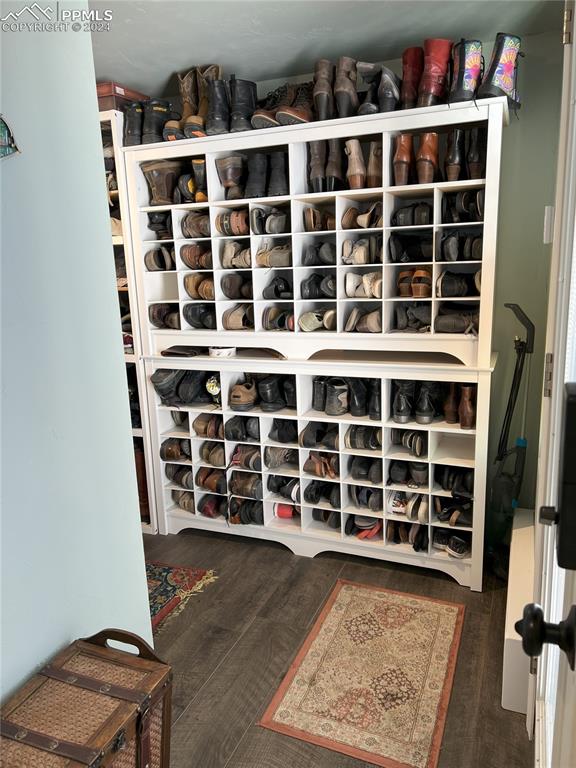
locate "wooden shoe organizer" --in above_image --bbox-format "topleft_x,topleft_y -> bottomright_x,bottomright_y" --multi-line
124,98 -> 506,366
122,99 -> 507,591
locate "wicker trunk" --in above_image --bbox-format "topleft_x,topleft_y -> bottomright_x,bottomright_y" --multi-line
0,629 -> 171,767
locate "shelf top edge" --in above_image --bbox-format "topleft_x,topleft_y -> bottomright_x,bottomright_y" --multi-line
121,97 -> 508,157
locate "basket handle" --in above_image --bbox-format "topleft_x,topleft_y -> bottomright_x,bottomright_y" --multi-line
83,628 -> 161,663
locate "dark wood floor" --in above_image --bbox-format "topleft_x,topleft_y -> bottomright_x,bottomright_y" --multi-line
144,530 -> 533,768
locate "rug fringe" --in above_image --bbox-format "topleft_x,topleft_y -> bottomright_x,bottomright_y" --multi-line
154,570 -> 218,635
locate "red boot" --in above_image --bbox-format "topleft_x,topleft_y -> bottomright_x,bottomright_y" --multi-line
417,38 -> 452,107
401,47 -> 424,109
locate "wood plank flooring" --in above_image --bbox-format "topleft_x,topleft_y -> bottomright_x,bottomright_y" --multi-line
144,530 -> 533,768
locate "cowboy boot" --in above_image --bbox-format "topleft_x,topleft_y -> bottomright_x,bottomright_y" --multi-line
356,62 -> 380,115
251,83 -> 296,129
445,129 -> 466,181
192,158 -> 208,203
449,39 -> 482,102
206,79 -> 230,135
417,38 -> 453,107
142,99 -> 172,144
345,140 -> 366,189
326,138 -> 343,191
141,160 -> 181,205
416,133 -> 438,184
478,32 -> 522,109
229,75 -> 258,132
334,56 -> 359,117
401,47 -> 424,108
466,126 -> 484,179
378,67 -> 401,111
393,133 -> 413,186
313,58 -> 335,120
277,82 -> 314,124
163,69 -> 197,141
366,142 -> 382,188
184,64 -> 222,138
458,385 -> 476,429
309,140 -> 327,193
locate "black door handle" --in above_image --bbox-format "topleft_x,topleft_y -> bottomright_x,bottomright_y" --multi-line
515,603 -> 576,670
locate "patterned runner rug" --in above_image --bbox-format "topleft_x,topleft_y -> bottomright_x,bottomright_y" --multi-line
261,580 -> 464,768
146,561 -> 217,633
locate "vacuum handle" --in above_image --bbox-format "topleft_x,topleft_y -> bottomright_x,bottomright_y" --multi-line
504,303 -> 535,353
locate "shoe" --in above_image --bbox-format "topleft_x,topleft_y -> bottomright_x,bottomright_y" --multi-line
181,211 -> 210,238
244,153 -> 268,198
458,385 -> 477,429
225,415 -> 247,441
393,380 -> 415,423
450,39 -> 482,103
313,59 -> 335,120
325,378 -> 349,416
467,127 -> 484,179
264,446 -> 299,470
206,79 -> 230,135
183,64 -> 222,138
366,143 -> 383,187
356,310 -> 382,333
435,305 -> 479,334
276,82 -> 314,124
258,375 -> 287,412
432,529 -> 450,550
229,75 -> 257,132
123,102 -> 143,146
416,133 -> 439,184
251,83 -> 297,128
417,38 -> 453,107
141,160 -> 181,205
400,47 -> 424,108
334,56 -> 359,117
478,33 -> 522,109
368,380 -> 381,420
346,378 -> 367,417
415,382 -> 438,424
142,99 -> 172,144
298,309 -> 336,332
312,377 -> 327,411
345,139 -> 366,189
262,307 -> 294,332
221,273 -> 251,300
256,241 -> 291,268
269,418 -> 297,444
222,304 -> 254,331
393,134 -> 413,186
326,138 -> 344,191
309,140 -> 327,193
436,270 -> 468,297
445,128 -> 466,181
268,151 -> 289,196
447,534 -> 471,559
229,379 -> 258,411
163,70 -> 197,141
263,275 -> 292,300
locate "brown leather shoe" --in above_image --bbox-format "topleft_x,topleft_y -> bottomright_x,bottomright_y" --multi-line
184,64 -> 222,138
401,47 -> 424,108
416,133 -> 439,184
366,142 -> 382,188
276,82 -> 314,125
417,38 -> 453,107
251,83 -> 297,129
393,134 -> 413,186
458,385 -> 476,429
181,212 -> 210,238
229,379 -> 258,411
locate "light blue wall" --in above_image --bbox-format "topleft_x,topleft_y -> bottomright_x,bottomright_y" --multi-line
0,1 -> 152,697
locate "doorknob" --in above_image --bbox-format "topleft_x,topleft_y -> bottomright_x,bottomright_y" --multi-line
515,603 -> 576,670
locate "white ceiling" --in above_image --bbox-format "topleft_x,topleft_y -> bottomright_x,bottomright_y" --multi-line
90,0 -> 563,96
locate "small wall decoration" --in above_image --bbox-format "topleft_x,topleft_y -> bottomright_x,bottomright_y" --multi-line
0,115 -> 19,159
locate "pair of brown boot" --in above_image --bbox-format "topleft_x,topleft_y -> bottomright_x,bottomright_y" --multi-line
164,65 -> 222,140
393,133 -> 439,186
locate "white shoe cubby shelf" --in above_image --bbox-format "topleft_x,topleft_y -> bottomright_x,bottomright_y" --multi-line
100,109 -> 158,534
144,353 -> 494,591
123,97 -> 506,366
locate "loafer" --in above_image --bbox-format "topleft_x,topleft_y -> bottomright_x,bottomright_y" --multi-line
229,379 -> 258,411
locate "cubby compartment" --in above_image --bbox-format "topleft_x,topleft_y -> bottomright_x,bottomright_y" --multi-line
301,506 -> 342,539
436,225 -> 483,263
385,191 -> 435,229
293,199 -> 336,234
208,147 -> 290,203
340,232 -> 383,266
174,207 -> 211,240
342,511 -> 385,545
292,233 -> 337,267
254,269 -> 293,302
249,202 -> 291,235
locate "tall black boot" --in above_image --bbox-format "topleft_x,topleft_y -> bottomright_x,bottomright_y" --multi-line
244,153 -> 268,198
142,99 -> 172,144
206,80 -> 230,135
268,151 -> 288,196
229,75 -> 257,132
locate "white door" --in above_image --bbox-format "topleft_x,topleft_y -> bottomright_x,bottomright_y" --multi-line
529,3 -> 576,765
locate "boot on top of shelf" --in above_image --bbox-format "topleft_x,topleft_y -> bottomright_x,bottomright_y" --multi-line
229,75 -> 258,132
477,32 -> 522,110
356,62 -> 381,115
276,81 -> 314,125
400,47 -> 424,109
449,39 -> 482,103
163,69 -> 197,141
184,64 -> 222,138
417,38 -> 453,107
251,83 -> 297,129
142,99 -> 173,144
206,79 -> 230,135
123,102 -> 143,146
334,56 -> 359,117
313,59 -> 335,120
